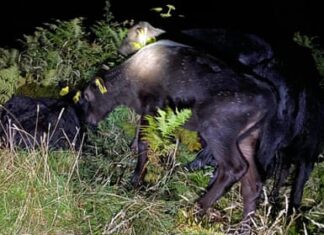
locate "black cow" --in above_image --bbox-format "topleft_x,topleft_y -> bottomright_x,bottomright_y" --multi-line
182,24 -> 324,215
79,40 -> 278,223
119,22 -> 324,215
0,94 -> 83,150
119,21 -> 274,169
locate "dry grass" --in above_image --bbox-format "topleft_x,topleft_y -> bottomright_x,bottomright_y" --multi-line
0,107 -> 323,234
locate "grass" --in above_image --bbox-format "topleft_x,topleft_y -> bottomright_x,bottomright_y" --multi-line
0,107 -> 324,234
0,5 -> 323,233
0,149 -> 82,234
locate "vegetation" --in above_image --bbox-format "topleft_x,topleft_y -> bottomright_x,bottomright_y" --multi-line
0,3 -> 324,234
141,107 -> 201,184
1,106 -> 324,234
0,48 -> 21,103
294,32 -> 324,84
0,15 -> 127,102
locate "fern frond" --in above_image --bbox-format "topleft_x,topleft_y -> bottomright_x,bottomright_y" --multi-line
0,65 -> 22,104
91,21 -> 128,53
16,17 -> 127,94
0,48 -> 19,69
142,107 -> 193,156
155,108 -> 192,138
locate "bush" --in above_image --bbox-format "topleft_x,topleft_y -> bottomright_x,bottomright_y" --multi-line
0,3 -> 323,234
0,17 -> 127,103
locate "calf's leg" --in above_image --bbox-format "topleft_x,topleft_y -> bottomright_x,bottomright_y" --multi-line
130,119 -> 141,153
197,134 -> 248,211
288,161 -> 314,215
238,129 -> 262,219
196,106 -> 265,221
131,116 -> 149,187
269,154 -> 290,210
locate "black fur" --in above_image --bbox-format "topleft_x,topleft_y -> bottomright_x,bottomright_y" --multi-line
79,40 -> 278,221
0,95 -> 83,150
119,22 -> 324,215
181,27 -> 324,214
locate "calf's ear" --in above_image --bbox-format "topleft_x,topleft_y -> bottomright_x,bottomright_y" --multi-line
132,22 -> 165,49
137,21 -> 165,37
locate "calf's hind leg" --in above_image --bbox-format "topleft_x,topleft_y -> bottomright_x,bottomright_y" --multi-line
239,129 -> 262,219
288,161 -> 314,215
197,131 -> 247,212
197,113 -> 263,220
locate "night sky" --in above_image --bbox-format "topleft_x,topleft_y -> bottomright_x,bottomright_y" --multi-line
0,0 -> 323,48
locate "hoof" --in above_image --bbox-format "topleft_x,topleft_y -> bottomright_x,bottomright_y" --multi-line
130,141 -> 139,154
130,173 -> 143,188
193,203 -> 224,223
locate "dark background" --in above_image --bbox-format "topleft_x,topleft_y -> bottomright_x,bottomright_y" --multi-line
0,0 -> 323,48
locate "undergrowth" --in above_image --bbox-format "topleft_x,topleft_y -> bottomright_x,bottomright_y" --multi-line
293,32 -> 324,84
0,14 -> 127,103
0,2 -> 324,234
1,106 -> 323,234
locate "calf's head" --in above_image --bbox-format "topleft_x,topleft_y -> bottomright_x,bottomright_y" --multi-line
79,77 -> 112,126
119,21 -> 165,56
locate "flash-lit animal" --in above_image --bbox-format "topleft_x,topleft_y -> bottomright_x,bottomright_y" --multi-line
79,39 -> 279,222
119,21 -> 274,169
119,22 -> 324,216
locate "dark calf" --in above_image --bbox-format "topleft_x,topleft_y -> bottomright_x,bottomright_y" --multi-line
181,25 -> 323,214
191,30 -> 323,216
79,40 -> 277,220
120,22 -> 324,215
118,21 -> 274,168
0,95 -> 83,150
118,21 -> 274,172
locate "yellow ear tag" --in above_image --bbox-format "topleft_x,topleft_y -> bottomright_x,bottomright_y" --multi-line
73,90 -> 81,103
131,27 -> 156,50
146,36 -> 156,44
59,86 -> 70,96
131,41 -> 143,50
95,78 -> 108,94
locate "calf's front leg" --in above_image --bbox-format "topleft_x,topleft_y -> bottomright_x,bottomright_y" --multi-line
130,118 -> 141,153
130,116 -> 149,187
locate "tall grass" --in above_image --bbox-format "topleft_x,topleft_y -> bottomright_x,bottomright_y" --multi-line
0,107 -> 323,234
0,149 -> 82,233
0,3 -> 323,233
